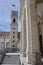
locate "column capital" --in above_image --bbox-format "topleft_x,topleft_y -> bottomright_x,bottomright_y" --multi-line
26,0 -> 36,9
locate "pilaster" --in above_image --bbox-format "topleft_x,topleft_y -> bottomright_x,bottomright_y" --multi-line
26,0 -> 40,65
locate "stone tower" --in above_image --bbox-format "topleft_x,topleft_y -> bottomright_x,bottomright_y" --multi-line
10,11 -> 18,48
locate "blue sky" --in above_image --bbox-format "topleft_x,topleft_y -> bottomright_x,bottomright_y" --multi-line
0,0 -> 20,32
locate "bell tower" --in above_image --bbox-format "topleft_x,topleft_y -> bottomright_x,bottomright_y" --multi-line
10,11 -> 18,47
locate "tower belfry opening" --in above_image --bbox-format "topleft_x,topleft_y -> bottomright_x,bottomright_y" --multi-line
13,18 -> 16,23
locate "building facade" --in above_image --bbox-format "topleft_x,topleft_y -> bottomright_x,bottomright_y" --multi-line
0,32 -> 20,50
20,0 -> 43,65
0,32 -> 10,50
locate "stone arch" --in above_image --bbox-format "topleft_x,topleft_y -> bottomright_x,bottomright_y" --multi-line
36,0 -> 43,5
35,0 -> 43,53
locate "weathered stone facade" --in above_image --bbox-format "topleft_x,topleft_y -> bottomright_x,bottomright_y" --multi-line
20,0 -> 43,65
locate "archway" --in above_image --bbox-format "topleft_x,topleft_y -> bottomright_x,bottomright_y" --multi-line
35,0 -> 43,53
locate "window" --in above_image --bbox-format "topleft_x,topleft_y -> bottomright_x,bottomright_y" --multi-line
13,40 -> 14,43
13,36 -> 15,38
39,34 -> 42,53
13,28 -> 15,29
13,32 -> 15,34
13,19 -> 16,23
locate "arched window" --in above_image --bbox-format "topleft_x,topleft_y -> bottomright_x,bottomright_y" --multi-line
13,40 -> 14,43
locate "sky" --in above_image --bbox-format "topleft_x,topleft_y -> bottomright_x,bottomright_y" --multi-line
0,0 -> 20,32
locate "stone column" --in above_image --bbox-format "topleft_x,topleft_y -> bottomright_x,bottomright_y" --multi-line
22,7 -> 27,57
41,23 -> 43,43
41,23 -> 43,50
20,11 -> 23,55
26,0 -> 40,65
20,8 -> 27,65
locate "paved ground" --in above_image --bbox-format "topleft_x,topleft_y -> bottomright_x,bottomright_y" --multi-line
2,64 -> 19,65
1,54 -> 20,65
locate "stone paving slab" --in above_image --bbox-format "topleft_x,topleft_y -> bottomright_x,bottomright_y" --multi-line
2,55 -> 20,64
1,53 -> 20,65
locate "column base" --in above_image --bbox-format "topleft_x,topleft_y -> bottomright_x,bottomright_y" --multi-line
20,54 -> 27,65
20,54 -> 23,65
